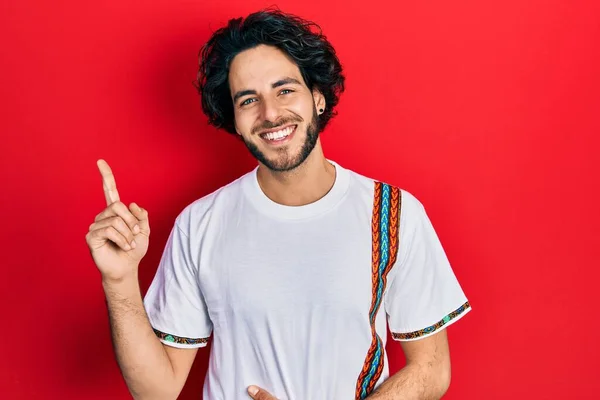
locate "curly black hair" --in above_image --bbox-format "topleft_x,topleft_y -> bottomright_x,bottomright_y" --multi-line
195,8 -> 345,135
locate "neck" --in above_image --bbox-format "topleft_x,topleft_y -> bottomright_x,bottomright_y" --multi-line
256,141 -> 336,207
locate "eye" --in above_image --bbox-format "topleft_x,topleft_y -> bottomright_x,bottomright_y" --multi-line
280,89 -> 293,95
240,98 -> 256,107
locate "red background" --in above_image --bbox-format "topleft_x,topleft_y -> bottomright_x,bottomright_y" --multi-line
2,0 -> 599,399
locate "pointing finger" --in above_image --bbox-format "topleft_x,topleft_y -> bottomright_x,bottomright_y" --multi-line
97,159 -> 120,205
94,201 -> 140,233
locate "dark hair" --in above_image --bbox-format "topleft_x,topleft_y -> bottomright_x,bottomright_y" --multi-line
195,8 -> 345,135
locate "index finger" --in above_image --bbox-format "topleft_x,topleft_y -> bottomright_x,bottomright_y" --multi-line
97,159 -> 120,205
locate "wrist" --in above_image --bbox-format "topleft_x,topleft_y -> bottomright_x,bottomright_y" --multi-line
101,272 -> 140,294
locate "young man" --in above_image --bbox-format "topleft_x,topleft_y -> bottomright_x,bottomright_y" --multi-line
86,9 -> 471,400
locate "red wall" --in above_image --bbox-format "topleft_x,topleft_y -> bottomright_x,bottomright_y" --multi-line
2,1 -> 599,399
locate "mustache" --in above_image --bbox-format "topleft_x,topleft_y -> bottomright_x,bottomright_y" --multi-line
252,116 -> 303,135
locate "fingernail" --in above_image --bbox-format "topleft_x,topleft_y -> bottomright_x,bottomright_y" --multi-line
131,240 -> 137,249
133,225 -> 140,234
125,244 -> 132,251
248,386 -> 259,396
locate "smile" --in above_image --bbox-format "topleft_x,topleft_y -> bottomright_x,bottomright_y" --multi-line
260,125 -> 297,142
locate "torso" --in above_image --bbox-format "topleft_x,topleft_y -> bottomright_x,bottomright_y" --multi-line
185,161 -> 400,399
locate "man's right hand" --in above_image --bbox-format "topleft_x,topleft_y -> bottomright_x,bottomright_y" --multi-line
86,159 -> 150,282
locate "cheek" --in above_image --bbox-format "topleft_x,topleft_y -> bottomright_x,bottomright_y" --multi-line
288,95 -> 316,118
233,110 -> 253,135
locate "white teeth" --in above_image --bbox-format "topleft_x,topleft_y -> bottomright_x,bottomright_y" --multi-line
263,126 -> 294,141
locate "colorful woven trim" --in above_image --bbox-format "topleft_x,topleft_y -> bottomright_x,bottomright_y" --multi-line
392,301 -> 471,340
355,182 -> 402,400
152,328 -> 209,345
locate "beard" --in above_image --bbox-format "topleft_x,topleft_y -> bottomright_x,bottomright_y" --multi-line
242,107 -> 320,172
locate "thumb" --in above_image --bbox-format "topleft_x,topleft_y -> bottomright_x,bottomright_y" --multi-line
247,385 -> 277,400
129,203 -> 150,235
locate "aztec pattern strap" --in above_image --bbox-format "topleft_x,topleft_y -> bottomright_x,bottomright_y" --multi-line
355,182 -> 402,399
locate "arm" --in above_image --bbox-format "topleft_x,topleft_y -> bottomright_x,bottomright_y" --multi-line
367,330 -> 451,400
246,330 -> 451,400
372,190 -> 471,399
87,160 -> 199,400
103,277 -> 198,400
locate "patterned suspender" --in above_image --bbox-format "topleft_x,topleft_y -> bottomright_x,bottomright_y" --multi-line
355,182 -> 402,399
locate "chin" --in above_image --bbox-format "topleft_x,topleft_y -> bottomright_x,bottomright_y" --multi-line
260,148 -> 307,172
244,116 -> 320,172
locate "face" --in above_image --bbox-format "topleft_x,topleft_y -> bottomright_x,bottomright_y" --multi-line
228,44 -> 326,172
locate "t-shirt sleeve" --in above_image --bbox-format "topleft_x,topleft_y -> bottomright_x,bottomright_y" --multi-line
384,190 -> 472,341
143,218 -> 213,349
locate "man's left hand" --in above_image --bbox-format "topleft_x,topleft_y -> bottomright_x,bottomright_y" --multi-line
247,385 -> 278,399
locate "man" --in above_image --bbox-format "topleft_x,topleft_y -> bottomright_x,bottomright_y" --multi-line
86,9 -> 471,400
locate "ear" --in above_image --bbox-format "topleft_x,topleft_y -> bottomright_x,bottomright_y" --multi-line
312,88 -> 326,114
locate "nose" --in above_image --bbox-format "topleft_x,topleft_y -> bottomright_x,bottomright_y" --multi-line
259,96 -> 282,123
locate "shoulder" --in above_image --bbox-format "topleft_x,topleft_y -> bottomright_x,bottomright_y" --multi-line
174,168 -> 255,232
342,165 -> 425,213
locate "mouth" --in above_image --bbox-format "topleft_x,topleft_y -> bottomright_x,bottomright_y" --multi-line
259,124 -> 297,145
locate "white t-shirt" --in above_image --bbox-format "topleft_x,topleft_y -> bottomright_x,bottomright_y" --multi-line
143,160 -> 471,400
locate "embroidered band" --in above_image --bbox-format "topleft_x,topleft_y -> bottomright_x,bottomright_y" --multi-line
392,301 -> 471,340
355,182 -> 402,400
153,328 -> 209,345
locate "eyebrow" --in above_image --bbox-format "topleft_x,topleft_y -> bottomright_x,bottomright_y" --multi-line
233,77 -> 302,103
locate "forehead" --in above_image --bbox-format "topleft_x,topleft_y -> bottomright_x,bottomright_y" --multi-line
228,44 -> 304,93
